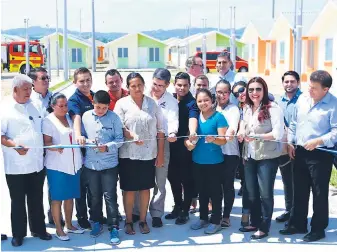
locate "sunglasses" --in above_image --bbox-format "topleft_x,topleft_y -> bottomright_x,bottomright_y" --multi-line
248,87 -> 262,93
233,87 -> 245,98
39,76 -> 50,81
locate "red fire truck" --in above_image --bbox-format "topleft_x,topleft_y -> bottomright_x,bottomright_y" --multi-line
1,40 -> 44,74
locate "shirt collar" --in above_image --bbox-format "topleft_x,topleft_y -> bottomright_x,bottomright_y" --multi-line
75,88 -> 94,99
173,91 -> 194,102
129,95 -> 149,109
281,88 -> 302,102
219,70 -> 234,79
320,92 -> 332,104
91,109 -> 108,117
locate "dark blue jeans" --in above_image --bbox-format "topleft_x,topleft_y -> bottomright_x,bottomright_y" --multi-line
244,158 -> 278,233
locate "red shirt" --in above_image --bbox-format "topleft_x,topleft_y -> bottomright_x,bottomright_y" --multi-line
108,89 -> 129,111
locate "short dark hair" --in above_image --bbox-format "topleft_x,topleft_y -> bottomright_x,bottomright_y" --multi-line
47,92 -> 67,113
73,67 -> 92,82
105,69 -> 122,81
93,90 -> 111,105
28,67 -> 47,81
310,70 -> 333,88
215,79 -> 231,90
194,74 -> 209,85
282,71 -> 300,82
126,72 -> 145,88
174,72 -> 190,84
217,52 -> 231,61
196,88 -> 213,101
153,68 -> 171,83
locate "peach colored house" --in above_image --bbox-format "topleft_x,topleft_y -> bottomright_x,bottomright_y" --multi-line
306,0 -> 337,83
241,19 -> 274,74
265,13 -> 316,77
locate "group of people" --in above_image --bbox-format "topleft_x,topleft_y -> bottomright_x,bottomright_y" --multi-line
1,51 -> 336,247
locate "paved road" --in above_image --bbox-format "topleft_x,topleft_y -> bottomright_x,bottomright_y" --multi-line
1,71 -> 337,251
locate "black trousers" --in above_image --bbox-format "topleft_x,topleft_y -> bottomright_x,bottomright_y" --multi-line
85,167 -> 119,229
289,146 -> 333,232
193,162 -> 223,224
278,155 -> 294,212
5,169 -> 47,238
222,155 -> 239,218
75,167 -> 103,221
168,140 -> 195,213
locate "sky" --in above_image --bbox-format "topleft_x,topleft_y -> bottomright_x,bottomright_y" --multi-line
0,0 -> 328,33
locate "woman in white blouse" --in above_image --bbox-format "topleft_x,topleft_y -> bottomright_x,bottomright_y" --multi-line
114,72 -> 165,235
43,93 -> 84,241
237,77 -> 284,240
214,79 -> 240,228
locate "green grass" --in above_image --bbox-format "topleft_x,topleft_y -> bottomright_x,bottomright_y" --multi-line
330,166 -> 337,187
50,77 -> 74,92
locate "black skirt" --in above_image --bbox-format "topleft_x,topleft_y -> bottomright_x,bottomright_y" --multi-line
119,158 -> 156,191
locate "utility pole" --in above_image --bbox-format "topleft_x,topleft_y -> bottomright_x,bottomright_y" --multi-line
24,18 -> 30,75
79,9 -> 82,38
47,36 -> 51,80
91,0 -> 96,72
295,0 -> 303,76
56,0 -> 59,77
201,18 -> 207,74
218,0 -> 221,31
188,8 -> 191,37
230,6 -> 236,70
63,0 -> 69,81
272,0 -> 275,19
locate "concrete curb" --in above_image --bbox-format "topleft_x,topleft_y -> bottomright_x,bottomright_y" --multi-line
52,81 -> 73,94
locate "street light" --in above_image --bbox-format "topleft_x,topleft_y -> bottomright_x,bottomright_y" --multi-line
24,18 -> 30,75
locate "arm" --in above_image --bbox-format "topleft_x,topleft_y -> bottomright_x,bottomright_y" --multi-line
167,99 -> 179,142
68,99 -> 86,145
184,138 -> 196,151
257,104 -> 284,141
105,115 -> 125,152
155,103 -> 165,167
226,106 -> 240,140
320,106 -> 337,148
205,113 -> 228,145
188,101 -> 199,142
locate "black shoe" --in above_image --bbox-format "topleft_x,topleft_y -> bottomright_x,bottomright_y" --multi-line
132,214 -> 140,223
78,218 -> 92,230
251,232 -> 269,240
175,212 -> 189,225
31,232 -> 52,240
279,226 -> 308,235
11,237 -> 23,247
303,231 -> 325,242
165,206 -> 181,220
239,226 -> 258,232
237,187 -> 243,196
152,217 -> 163,228
276,212 -> 290,223
1,234 -> 7,241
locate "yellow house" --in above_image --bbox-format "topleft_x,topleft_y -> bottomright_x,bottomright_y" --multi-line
306,0 -> 337,82
241,19 -> 274,74
265,13 -> 316,77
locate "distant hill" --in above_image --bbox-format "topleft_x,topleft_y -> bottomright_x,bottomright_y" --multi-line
1,26 -> 245,43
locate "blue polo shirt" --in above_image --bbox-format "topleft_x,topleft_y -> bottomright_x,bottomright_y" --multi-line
68,88 -> 95,136
277,89 -> 302,127
192,111 -> 228,165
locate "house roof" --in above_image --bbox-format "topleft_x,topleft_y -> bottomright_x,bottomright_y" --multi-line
280,12 -> 318,36
87,38 -> 106,47
250,18 -> 274,39
106,32 -> 166,46
41,32 -> 92,47
1,34 -> 25,42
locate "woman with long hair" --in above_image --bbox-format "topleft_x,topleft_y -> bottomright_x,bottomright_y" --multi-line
237,77 -> 284,239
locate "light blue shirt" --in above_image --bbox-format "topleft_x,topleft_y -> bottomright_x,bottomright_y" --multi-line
82,109 -> 124,171
288,92 -> 337,148
277,89 -> 302,127
192,111 -> 228,164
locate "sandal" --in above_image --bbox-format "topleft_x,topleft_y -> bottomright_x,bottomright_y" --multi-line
221,218 -> 231,228
124,222 -> 135,235
139,221 -> 150,234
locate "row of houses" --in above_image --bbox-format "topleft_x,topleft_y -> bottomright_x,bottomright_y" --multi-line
241,0 -> 337,81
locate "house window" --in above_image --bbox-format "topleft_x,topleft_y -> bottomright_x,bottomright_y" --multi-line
118,48 -> 128,58
196,47 -> 201,52
13,45 -> 23,53
251,44 -> 256,59
279,41 -> 285,60
308,40 -> 315,68
325,38 -> 333,61
149,48 -> 160,62
71,48 -> 82,63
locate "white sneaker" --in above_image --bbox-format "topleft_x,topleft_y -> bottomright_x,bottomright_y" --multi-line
66,227 -> 85,234
55,233 -> 70,241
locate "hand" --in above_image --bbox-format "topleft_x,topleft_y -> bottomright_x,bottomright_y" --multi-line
155,153 -> 164,168
227,128 -> 235,141
205,136 -> 216,143
130,132 -> 144,145
95,145 -> 107,153
186,140 -> 196,151
244,136 -> 255,143
57,148 -> 64,154
303,138 -> 320,151
15,145 -> 29,155
237,132 -> 245,143
287,144 -> 296,159
167,133 -> 177,143
189,132 -> 198,144
75,135 -> 86,146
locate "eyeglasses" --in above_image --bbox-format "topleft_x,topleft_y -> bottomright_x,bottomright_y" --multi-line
248,87 -> 262,93
233,87 -> 245,98
38,76 -> 50,81
216,90 -> 230,96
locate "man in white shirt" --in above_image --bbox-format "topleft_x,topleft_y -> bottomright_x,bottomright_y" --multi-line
28,67 -> 53,115
134,68 -> 179,228
1,75 -> 52,247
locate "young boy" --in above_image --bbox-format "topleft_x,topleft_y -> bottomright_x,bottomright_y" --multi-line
82,90 -> 124,245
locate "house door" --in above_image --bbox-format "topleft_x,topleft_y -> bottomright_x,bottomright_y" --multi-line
138,47 -> 148,68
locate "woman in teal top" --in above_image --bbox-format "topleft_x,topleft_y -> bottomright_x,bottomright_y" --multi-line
185,88 -> 228,234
